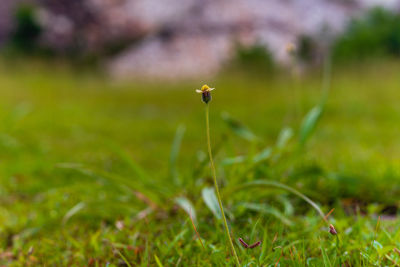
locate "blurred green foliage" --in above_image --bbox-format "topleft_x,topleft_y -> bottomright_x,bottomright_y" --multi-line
297,34 -> 318,63
334,7 -> 400,60
233,44 -> 275,72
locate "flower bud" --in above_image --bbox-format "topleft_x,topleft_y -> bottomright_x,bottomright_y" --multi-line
285,42 -> 297,55
329,224 -> 337,235
195,84 -> 215,104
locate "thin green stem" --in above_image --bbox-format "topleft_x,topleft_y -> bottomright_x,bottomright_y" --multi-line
205,104 -> 240,266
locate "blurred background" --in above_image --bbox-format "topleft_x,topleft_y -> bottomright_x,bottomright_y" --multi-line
0,0 -> 399,78
1,0 -> 400,265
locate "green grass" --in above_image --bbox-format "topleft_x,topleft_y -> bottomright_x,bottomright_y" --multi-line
0,59 -> 400,266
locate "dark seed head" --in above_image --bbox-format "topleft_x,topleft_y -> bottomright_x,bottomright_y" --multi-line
202,91 -> 211,104
249,241 -> 261,249
239,238 -> 261,249
238,238 -> 249,248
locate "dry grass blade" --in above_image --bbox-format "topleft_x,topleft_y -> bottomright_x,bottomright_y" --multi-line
189,208 -> 205,250
323,208 -> 335,223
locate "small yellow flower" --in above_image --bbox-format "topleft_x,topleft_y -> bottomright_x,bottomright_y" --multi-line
195,84 -> 215,94
196,84 -> 215,104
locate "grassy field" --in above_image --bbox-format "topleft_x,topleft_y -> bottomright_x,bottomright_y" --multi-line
0,59 -> 400,266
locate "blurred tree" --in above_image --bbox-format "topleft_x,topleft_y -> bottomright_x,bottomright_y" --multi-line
333,7 -> 400,60
297,35 -> 318,63
10,4 -> 42,53
234,44 -> 274,72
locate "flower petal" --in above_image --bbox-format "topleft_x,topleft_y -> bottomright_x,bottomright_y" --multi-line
195,90 -> 203,93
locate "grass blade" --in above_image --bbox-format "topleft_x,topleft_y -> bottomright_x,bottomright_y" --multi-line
104,140 -> 153,186
62,202 -> 86,224
115,248 -> 132,267
170,125 -> 185,185
253,147 -> 272,164
299,106 -> 323,146
240,202 -> 293,226
320,244 -> 332,267
221,155 -> 246,166
202,187 -> 222,219
175,197 -> 197,222
57,163 -> 163,207
226,180 -> 325,220
276,127 -> 293,150
154,255 -> 164,267
221,112 -> 259,142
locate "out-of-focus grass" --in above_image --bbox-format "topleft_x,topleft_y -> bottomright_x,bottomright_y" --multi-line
0,59 -> 399,265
